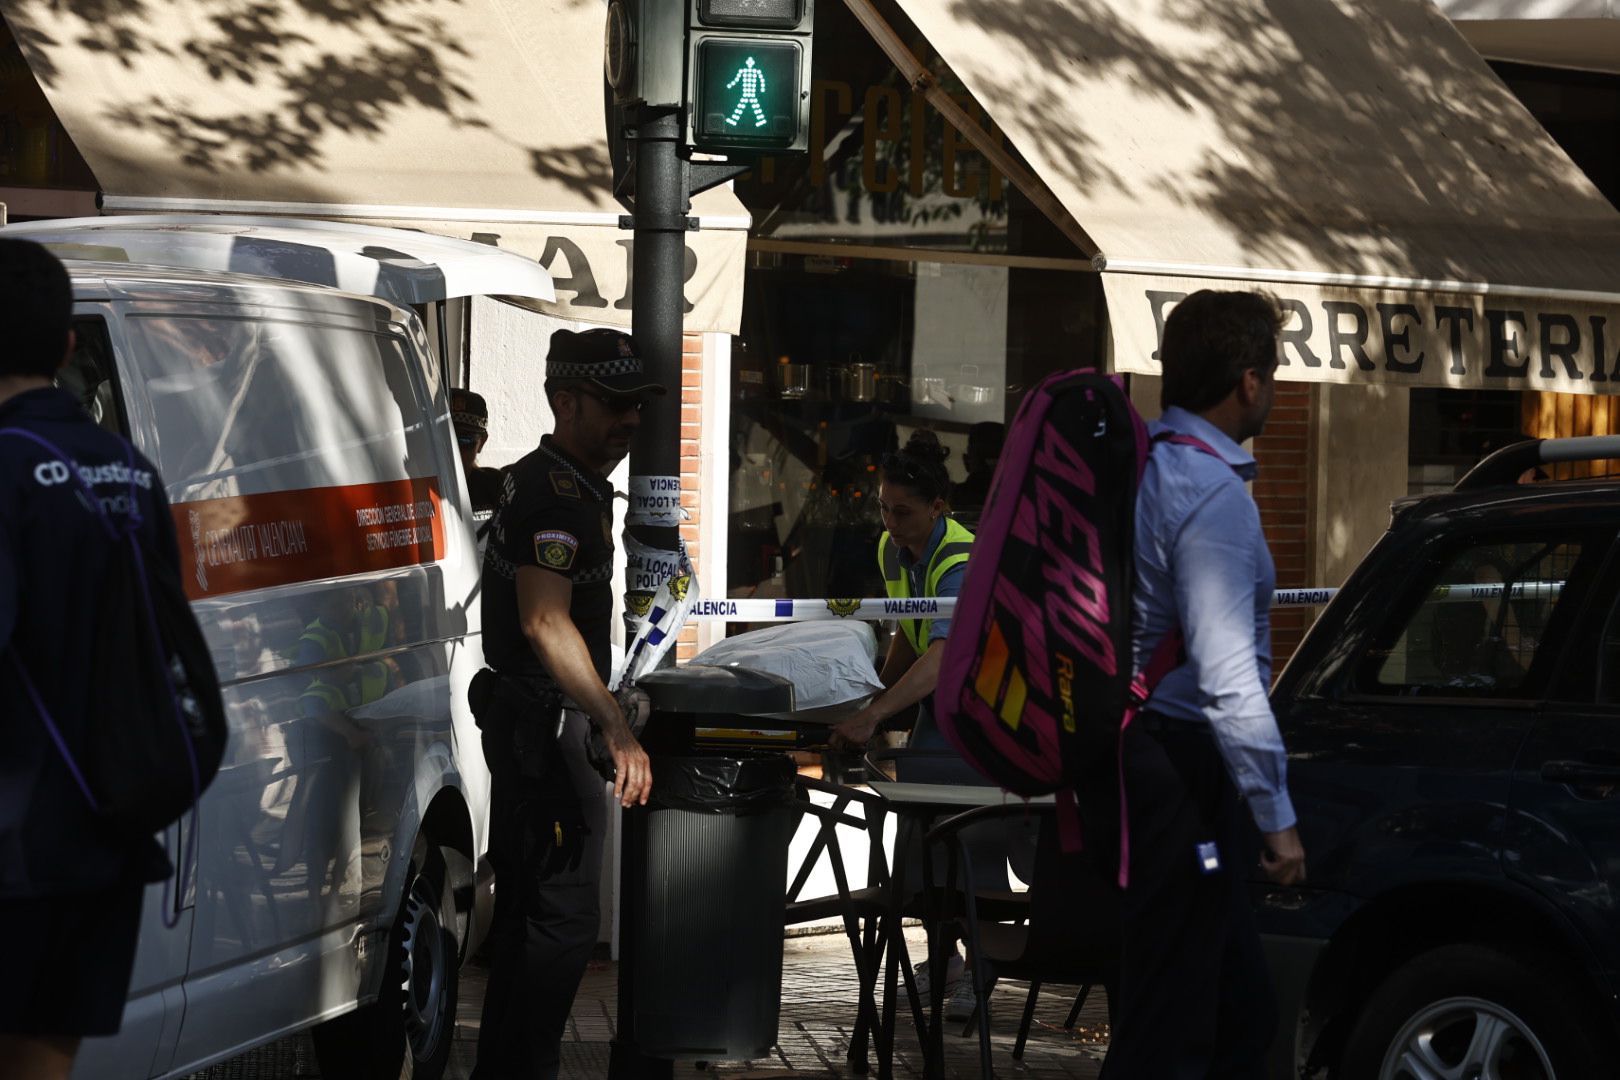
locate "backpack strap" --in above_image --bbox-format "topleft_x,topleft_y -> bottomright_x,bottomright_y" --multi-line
1152,430 -> 1227,461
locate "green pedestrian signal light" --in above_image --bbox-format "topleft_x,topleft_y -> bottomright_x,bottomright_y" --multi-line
691,37 -> 803,150
682,0 -> 811,155
724,57 -> 768,129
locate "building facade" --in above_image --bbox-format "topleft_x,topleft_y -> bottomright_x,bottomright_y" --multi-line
3,0 -> 1620,676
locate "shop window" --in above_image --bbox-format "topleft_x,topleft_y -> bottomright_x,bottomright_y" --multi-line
1406,388 -> 1522,495
723,0 -> 1104,611
727,253 -> 1103,604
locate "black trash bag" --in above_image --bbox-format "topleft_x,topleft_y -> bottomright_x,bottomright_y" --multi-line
649,752 -> 796,815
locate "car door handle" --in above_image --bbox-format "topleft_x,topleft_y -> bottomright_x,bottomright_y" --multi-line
1540,760 -> 1620,785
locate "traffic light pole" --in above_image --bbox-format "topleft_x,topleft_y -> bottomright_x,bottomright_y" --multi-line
610,102 -> 684,1080
625,105 -> 687,582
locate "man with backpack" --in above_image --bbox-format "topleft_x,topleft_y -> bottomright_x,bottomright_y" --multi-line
0,240 -> 184,1080
1104,289 -> 1307,1077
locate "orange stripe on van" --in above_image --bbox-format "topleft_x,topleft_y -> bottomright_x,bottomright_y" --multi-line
172,477 -> 446,600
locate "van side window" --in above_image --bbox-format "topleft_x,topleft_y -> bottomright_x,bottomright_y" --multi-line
57,316 -> 125,436
1352,535 -> 1593,699
124,315 -> 435,502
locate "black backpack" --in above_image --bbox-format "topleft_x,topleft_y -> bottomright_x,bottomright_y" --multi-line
2,427 -> 226,839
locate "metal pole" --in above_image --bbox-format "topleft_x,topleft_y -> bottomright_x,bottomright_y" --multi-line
610,102 -> 685,1080
622,104 -> 688,634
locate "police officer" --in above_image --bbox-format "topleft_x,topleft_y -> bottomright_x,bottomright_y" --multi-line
472,327 -> 660,1080
450,387 -> 504,517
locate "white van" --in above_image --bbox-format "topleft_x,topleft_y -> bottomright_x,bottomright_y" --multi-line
3,219 -> 555,1080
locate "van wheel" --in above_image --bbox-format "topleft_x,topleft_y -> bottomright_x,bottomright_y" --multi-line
1339,944 -> 1602,1080
313,844 -> 459,1079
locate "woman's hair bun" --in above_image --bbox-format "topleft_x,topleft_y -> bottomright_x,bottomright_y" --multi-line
901,428 -> 949,467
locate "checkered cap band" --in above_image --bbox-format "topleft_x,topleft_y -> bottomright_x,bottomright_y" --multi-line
546,355 -> 644,380
451,409 -> 488,432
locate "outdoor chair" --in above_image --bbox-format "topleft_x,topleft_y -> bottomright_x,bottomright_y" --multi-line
860,747 -> 1038,1079
924,802 -> 1120,1075
784,772 -> 892,1074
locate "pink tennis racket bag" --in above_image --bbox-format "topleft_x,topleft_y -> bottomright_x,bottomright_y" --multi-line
936,369 -> 1194,880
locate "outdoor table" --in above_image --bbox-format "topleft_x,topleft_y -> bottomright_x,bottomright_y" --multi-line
863,771 -> 1054,1080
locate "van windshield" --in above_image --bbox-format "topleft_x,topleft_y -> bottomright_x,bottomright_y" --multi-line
126,314 -> 437,503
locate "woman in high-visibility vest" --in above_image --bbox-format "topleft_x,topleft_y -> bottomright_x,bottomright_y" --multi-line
829,429 -> 1022,1017
830,429 -> 972,752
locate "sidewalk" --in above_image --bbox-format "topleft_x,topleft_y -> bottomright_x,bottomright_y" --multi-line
187,928 -> 1110,1078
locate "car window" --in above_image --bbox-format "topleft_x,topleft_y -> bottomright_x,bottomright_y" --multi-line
56,315 -> 125,436
1353,535 -> 1590,699
1592,589 -> 1620,705
124,315 -> 435,503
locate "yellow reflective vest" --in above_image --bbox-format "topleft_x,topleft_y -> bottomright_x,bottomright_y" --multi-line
877,517 -> 974,656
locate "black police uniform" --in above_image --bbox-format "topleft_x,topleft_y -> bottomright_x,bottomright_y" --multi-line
0,387 -> 175,1037
473,433 -> 617,1080
467,464 -> 505,519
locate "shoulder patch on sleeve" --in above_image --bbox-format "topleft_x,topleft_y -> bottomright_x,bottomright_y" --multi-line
534,529 -> 579,570
550,471 -> 581,498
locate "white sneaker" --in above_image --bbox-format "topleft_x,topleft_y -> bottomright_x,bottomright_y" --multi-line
944,976 -> 981,1022
911,952 -> 964,998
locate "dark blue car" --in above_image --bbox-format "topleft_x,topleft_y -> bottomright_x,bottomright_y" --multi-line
1258,437 -> 1620,1080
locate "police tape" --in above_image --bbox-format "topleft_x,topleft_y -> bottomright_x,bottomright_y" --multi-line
686,588 -> 1346,622
683,580 -> 1567,622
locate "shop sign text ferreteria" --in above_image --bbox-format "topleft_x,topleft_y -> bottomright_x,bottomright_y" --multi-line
1107,274 -> 1620,392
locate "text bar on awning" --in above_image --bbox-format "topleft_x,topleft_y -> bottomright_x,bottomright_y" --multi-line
1105,269 -> 1620,394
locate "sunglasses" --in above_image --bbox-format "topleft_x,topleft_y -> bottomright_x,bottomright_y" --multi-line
575,386 -> 648,414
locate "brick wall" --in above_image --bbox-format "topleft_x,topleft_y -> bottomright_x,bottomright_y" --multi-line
677,332 -> 704,660
1252,383 -> 1313,674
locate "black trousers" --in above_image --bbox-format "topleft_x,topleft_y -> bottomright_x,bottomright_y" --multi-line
1100,717 -> 1276,1080
473,710 -> 607,1080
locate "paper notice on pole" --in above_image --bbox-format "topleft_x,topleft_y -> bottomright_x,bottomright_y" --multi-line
627,475 -> 684,527
612,539 -> 699,690
624,535 -> 686,595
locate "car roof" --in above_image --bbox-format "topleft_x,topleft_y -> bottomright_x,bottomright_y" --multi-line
14,215 -> 554,307
1393,478 -> 1620,531
63,257 -> 410,322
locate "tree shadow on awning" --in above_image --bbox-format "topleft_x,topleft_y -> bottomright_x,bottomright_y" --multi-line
900,0 -> 1620,291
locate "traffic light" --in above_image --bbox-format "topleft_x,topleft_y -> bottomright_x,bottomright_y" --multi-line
686,0 -> 814,153
604,0 -> 685,108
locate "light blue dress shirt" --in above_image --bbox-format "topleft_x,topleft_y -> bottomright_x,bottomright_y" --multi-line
1130,406 -> 1296,833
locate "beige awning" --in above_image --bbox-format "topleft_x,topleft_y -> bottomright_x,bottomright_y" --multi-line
0,0 -> 750,333
896,0 -> 1620,391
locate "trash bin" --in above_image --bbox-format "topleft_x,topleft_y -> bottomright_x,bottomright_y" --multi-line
625,749 -> 798,1060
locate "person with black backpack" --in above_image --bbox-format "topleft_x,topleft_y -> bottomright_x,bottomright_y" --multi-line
0,240 -> 221,1080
